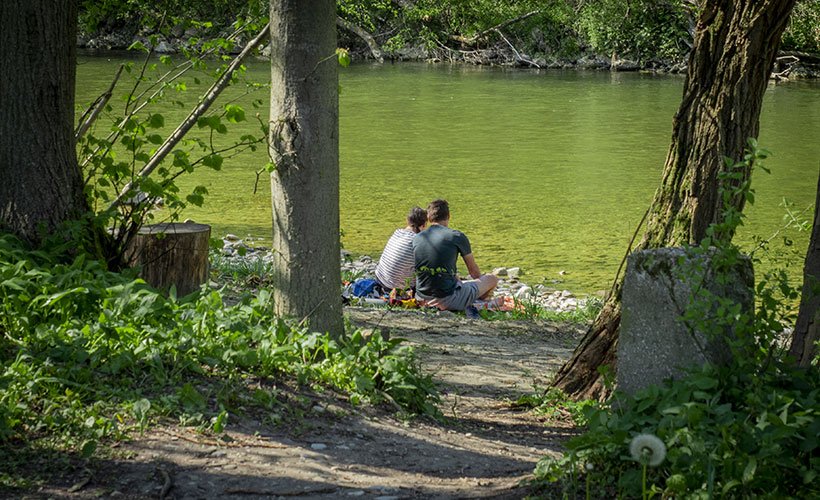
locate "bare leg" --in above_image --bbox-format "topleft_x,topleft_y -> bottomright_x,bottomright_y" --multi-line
476,274 -> 499,300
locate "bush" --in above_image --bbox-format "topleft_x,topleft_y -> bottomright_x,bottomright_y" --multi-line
783,0 -> 820,53
0,233 -> 439,451
534,363 -> 819,498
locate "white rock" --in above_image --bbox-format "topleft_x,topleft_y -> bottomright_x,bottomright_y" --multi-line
310,443 -> 327,450
155,40 -> 175,54
507,267 -> 521,278
515,286 -> 533,299
492,267 -> 508,276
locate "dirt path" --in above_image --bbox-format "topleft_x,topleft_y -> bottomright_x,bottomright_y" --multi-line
35,308 -> 583,499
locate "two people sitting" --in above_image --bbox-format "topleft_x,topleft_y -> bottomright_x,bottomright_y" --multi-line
374,199 -> 498,311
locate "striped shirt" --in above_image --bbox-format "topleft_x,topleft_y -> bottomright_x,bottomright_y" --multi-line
374,228 -> 416,289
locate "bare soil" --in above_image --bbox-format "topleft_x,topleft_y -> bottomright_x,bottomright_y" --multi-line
23,307 -> 584,500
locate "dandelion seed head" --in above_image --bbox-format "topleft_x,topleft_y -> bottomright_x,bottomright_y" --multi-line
629,433 -> 667,467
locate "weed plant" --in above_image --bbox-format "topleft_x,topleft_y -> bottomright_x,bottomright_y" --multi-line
510,387 -> 595,426
0,234 -> 439,486
478,296 -> 604,324
532,141 -> 819,498
210,248 -> 275,289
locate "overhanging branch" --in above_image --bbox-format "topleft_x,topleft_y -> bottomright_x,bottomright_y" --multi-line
336,16 -> 384,63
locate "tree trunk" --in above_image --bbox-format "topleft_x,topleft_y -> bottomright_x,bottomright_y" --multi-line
269,0 -> 344,337
789,168 -> 820,366
0,0 -> 88,244
553,0 -> 798,400
125,223 -> 211,297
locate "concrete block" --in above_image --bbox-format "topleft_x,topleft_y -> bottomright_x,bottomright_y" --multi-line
618,247 -> 753,395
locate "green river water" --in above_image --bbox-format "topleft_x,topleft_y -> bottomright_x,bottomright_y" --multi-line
76,57 -> 820,293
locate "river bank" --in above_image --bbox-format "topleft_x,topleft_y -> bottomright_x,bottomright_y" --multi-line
77,30 -> 820,80
217,234 -> 600,315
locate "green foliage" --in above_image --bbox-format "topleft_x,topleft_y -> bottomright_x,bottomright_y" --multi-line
783,0 -> 820,53
0,234 -> 439,458
79,0 -> 266,37
210,250 -> 275,290
532,141 -> 819,498
534,364 -> 819,499
511,386 -> 594,426
575,0 -> 691,62
80,0 -> 820,70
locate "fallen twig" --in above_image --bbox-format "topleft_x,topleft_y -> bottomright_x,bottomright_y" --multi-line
157,466 -> 172,499
451,10 -> 541,45
157,428 -> 288,449
67,468 -> 93,493
494,29 -> 540,68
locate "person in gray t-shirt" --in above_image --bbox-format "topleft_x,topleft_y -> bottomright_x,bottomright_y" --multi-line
413,199 -> 498,311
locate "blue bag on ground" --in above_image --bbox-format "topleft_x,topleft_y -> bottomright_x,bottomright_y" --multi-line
351,278 -> 379,297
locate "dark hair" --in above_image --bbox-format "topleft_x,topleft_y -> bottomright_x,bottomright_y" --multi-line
407,206 -> 427,233
427,199 -> 450,223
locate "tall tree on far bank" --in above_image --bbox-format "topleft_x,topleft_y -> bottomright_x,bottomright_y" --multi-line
790,168 -> 820,366
0,0 -> 88,244
268,0 -> 344,336
552,0 -> 798,399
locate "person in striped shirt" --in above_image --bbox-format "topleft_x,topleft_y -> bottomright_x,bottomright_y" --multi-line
374,207 -> 428,290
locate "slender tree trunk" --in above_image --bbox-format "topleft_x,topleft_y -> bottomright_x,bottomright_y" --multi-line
269,0 -> 344,337
0,0 -> 87,244
789,168 -> 820,366
553,0 -> 798,400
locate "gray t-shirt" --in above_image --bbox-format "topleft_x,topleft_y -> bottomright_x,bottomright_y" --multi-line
413,224 -> 472,298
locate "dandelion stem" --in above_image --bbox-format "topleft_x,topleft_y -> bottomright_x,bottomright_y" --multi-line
642,462 -> 648,500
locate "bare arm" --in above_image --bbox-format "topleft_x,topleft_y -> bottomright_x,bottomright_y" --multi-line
462,253 -> 482,279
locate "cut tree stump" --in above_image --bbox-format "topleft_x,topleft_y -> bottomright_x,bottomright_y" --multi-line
126,222 -> 211,296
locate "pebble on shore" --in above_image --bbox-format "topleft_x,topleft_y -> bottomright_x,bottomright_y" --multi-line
215,236 -> 591,313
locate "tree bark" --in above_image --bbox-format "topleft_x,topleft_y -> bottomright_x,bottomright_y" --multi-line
552,0 -> 798,400
0,0 -> 88,244
789,168 -> 820,366
269,0 -> 344,337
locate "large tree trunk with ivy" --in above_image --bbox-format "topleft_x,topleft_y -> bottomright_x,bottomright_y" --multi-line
789,169 -> 820,367
0,0 -> 88,244
268,0 -> 344,337
552,0 -> 798,400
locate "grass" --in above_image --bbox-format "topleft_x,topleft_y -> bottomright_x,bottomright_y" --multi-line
509,386 -> 595,426
478,295 -> 604,324
209,249 -> 274,289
